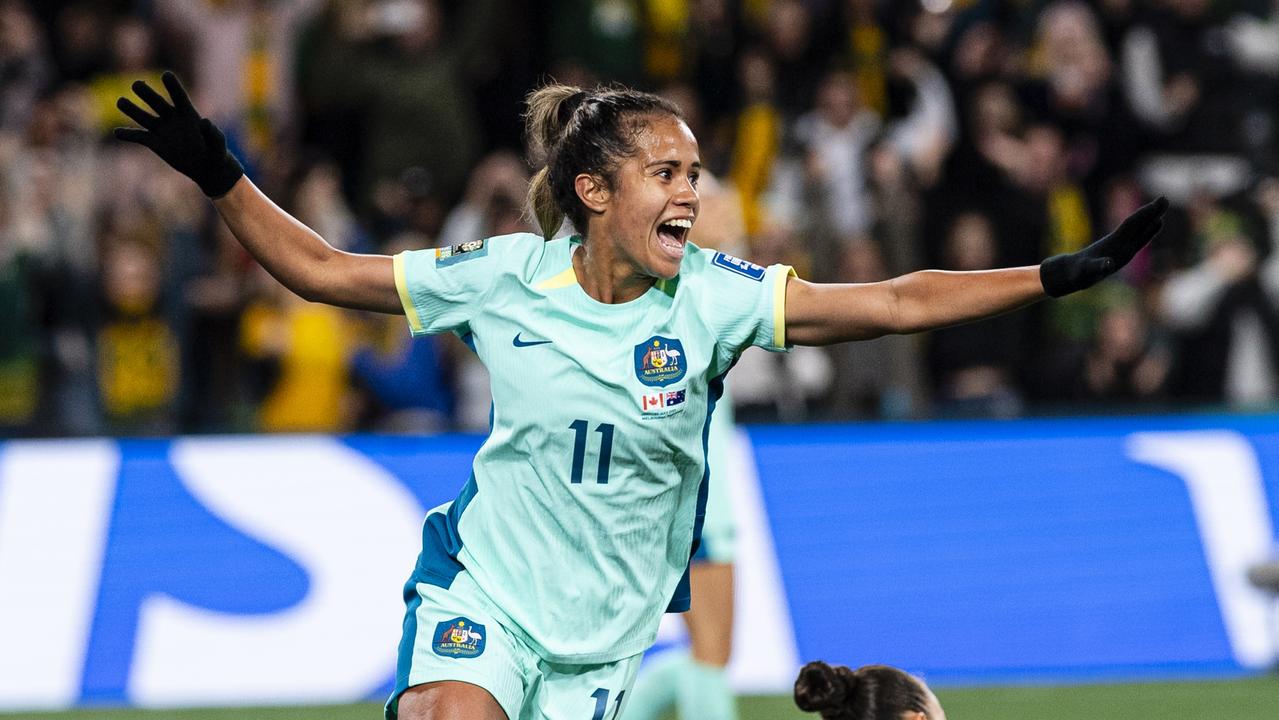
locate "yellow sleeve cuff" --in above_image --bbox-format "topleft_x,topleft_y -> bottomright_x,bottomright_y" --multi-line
772,265 -> 796,349
393,253 -> 425,334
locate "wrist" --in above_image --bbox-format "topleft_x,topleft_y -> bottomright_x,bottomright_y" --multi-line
1039,253 -> 1074,298
198,151 -> 245,198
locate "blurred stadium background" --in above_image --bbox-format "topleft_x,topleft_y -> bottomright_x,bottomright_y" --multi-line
6,0 -> 1279,717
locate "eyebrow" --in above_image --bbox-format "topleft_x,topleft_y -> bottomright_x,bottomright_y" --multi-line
646,159 -> 702,169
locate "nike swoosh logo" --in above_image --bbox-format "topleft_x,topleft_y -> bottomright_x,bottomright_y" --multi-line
512,332 -> 553,348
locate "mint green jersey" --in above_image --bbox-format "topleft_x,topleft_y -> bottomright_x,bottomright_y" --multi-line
393,232 -> 792,664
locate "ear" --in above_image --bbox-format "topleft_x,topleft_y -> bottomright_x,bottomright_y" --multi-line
574,173 -> 610,215
899,712 -> 928,720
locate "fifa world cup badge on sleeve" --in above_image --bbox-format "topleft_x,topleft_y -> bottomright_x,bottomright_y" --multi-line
711,251 -> 766,281
435,239 -> 487,268
432,617 -> 486,658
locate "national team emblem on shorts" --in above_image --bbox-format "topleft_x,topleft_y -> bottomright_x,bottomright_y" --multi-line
634,336 -> 686,387
432,617 -> 486,658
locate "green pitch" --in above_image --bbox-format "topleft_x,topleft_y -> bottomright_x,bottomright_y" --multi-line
2,677 -> 1277,720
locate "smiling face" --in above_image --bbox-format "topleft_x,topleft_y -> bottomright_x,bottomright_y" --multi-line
583,115 -> 701,285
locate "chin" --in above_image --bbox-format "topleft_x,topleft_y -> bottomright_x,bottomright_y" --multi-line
647,246 -> 686,280
648,258 -> 682,280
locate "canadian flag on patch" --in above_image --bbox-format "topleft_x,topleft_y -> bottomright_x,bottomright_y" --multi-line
642,393 -> 665,411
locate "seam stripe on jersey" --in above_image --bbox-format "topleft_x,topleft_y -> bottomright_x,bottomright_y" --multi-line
667,362 -> 733,613
772,265 -> 796,348
393,253 -> 425,333
534,266 -> 577,291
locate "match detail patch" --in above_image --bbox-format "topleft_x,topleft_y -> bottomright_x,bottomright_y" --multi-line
637,388 -> 688,418
432,617 -> 486,658
435,239 -> 487,267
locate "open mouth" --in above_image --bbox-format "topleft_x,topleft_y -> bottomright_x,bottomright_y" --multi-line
656,218 -> 693,260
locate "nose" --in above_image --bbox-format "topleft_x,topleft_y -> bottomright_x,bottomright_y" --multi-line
674,178 -> 697,207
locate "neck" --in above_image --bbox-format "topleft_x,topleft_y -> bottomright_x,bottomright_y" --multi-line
573,237 -> 655,304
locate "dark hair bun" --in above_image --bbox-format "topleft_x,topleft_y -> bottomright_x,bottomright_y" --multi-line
794,661 -> 851,712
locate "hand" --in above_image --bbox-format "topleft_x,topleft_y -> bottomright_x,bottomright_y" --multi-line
1040,196 -> 1168,297
113,71 -> 244,198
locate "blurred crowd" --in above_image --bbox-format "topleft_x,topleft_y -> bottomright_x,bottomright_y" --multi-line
4,0 -> 1279,438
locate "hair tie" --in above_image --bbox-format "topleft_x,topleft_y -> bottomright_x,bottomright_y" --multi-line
558,90 -> 590,127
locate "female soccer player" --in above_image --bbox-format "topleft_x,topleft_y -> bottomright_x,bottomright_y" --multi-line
794,660 -> 946,720
115,73 -> 1165,720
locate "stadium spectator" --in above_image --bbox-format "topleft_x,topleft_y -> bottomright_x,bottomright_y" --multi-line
728,46 -> 782,237
1158,194 -> 1279,406
548,0 -> 645,86
87,15 -> 166,133
153,0 -> 324,162
295,0 -> 501,212
350,232 -> 454,433
763,0 -> 831,117
1063,285 -> 1172,406
239,267 -> 357,432
926,211 -> 1026,418
1120,0 -> 1240,153
0,0 -> 50,134
0,173 -> 44,434
824,238 -> 926,420
437,150 -> 534,250
686,0 -> 742,138
797,68 -> 879,241
1022,1 -> 1144,219
96,232 -> 181,436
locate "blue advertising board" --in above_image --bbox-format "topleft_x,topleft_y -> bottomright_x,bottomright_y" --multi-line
0,415 -> 1276,710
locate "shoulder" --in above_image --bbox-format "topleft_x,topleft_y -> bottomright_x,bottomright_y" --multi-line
425,232 -> 548,272
680,243 -> 770,284
472,231 -> 545,261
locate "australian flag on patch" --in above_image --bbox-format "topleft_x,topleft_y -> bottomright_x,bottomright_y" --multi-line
665,390 -> 686,406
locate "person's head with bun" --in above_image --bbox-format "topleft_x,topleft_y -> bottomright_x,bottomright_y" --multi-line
523,83 -> 699,300
794,660 -> 946,720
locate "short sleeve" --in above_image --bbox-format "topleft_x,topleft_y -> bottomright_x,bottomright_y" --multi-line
695,250 -> 795,370
394,237 -> 499,336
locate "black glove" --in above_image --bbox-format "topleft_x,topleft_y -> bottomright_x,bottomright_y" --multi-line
1040,196 -> 1169,298
113,71 -> 244,198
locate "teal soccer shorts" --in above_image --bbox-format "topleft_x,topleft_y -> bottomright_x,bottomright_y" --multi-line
387,568 -> 642,720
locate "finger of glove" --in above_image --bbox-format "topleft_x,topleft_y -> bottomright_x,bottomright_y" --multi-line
162,71 -> 198,117
1104,199 -> 1167,261
112,127 -> 157,149
1149,195 -> 1170,218
117,97 -> 159,130
131,80 -> 174,118
1113,196 -> 1169,239
1121,218 -> 1164,257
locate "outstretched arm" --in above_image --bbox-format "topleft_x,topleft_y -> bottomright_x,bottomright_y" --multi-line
785,266 -> 1043,345
784,197 -> 1168,346
211,180 -> 399,312
115,72 -> 401,314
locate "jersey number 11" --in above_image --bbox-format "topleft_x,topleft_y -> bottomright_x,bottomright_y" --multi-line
569,420 -> 615,484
